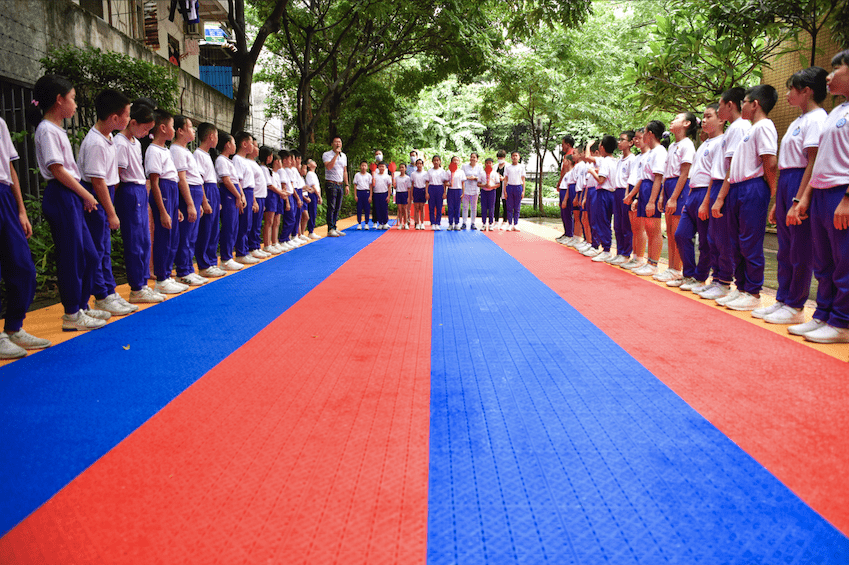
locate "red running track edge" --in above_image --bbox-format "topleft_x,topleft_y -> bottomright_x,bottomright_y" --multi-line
0,230 -> 434,565
488,229 -> 849,536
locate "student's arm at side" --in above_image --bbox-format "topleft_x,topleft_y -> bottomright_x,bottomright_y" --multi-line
48,163 -> 98,212
177,170 -> 196,222
698,185 -> 712,221
711,174 -> 732,218
343,166 -> 349,195
644,173 -> 663,217
664,163 -> 691,215
91,176 -> 121,229
148,173 -> 172,229
200,185 -> 211,215
787,147 -> 818,225
623,185 -> 638,205
9,163 -> 31,238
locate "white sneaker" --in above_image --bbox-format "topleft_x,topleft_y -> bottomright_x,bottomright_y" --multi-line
764,305 -> 805,325
582,247 -> 601,258
679,278 -> 703,291
670,276 -> 693,288
620,257 -> 642,270
789,318 -> 826,336
338,229 -> 347,236
690,281 -> 712,294
155,278 -> 188,294
514,225 -> 521,232
223,258 -> 244,271
608,254 -> 628,265
7,329 -> 51,350
575,242 -> 592,252
432,225 -> 439,231
179,273 -> 208,286
94,293 -> 134,316
83,308 -> 112,320
328,229 -> 341,237
715,288 -> 741,305
309,233 -> 321,239
725,292 -> 761,311
129,286 -> 165,303
632,263 -> 657,276
251,249 -> 269,259
199,266 -> 223,277
591,251 -> 612,262
364,224 -> 370,230
300,234 -> 310,242
752,301 -> 784,319
62,310 -> 106,331
0,332 -> 28,358
653,269 -> 678,282
212,266 -> 228,277
697,283 -> 729,300
567,237 -> 582,248
235,254 -> 259,264
357,223 -> 363,230
264,245 -> 281,255
803,324 -> 849,343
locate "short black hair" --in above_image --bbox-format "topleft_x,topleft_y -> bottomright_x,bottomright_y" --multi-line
745,84 -> 778,114
832,49 -> 849,68
258,145 -> 275,164
645,120 -> 665,141
153,108 -> 173,130
234,131 -> 252,150
786,67 -> 829,103
197,122 -> 217,142
720,87 -> 747,111
173,114 -> 191,131
589,141 -> 600,153
496,149 -> 506,158
360,160 -> 369,166
620,130 -> 635,141
290,150 -> 301,159
129,99 -> 155,124
600,135 -> 617,154
562,135 -> 575,146
94,88 -> 130,122
279,149 -> 291,159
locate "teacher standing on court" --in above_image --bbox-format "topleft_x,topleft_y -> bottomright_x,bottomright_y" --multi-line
323,136 -> 349,237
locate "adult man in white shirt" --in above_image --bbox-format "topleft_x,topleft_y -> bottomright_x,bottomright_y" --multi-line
322,136 -> 349,236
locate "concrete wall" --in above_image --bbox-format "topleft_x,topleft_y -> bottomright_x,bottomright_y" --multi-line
0,0 -> 233,129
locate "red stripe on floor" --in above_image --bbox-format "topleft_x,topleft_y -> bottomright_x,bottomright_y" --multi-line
488,230 -> 849,536
0,231 -> 434,564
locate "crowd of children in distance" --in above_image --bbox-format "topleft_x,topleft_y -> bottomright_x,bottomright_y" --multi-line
0,75 -> 323,358
1,49 -> 847,358
556,50 -> 849,345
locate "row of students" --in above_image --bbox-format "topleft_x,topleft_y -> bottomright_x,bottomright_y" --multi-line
558,50 -> 849,344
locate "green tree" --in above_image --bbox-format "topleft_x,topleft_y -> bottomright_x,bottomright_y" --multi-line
412,78 -> 486,156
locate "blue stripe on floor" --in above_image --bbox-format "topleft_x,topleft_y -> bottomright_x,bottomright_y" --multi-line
0,229 -> 383,537
427,231 -> 849,563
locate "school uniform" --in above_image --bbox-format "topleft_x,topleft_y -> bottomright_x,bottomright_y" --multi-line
289,167 -> 305,238
573,161 -> 587,213
809,101 -> 849,328
78,126 -> 119,303
726,118 -> 778,295
277,168 -> 295,240
411,170 -> 428,204
461,163 -> 483,227
354,171 -> 373,224
193,147 -> 220,270
0,118 -> 37,332
232,154 -> 254,257
503,163 -> 525,226
249,160 -> 266,251
775,107 -> 828,309
427,168 -> 447,225
591,156 -> 616,253
216,155 -> 240,262
712,117 -> 751,286
663,138 -> 695,216
114,133 -> 151,290
446,168 -> 467,227
373,171 -> 392,226
395,174 -> 411,206
676,135 -> 723,283
37,120 -> 98,314
145,144 -> 180,282
558,166 -> 574,237
479,170 -> 501,225
171,144 -> 204,277
584,164 -> 599,246
264,166 -> 280,216
613,154 -> 634,256
305,170 -> 320,232
637,146 -> 667,220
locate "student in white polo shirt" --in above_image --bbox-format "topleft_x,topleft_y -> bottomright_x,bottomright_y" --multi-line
461,153 -> 483,230
503,151 -> 525,231
193,122 -> 225,277
171,115 -> 208,286
372,161 -> 392,229
585,135 -> 618,262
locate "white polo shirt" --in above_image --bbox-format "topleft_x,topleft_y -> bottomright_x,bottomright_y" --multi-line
194,147 -> 217,184
665,138 -> 695,179
232,154 -> 253,190
114,132 -> 146,185
0,118 -> 18,185
251,160 -> 267,198
305,170 -> 320,192
35,120 -> 81,181
614,154 -> 633,189
728,119 -> 777,184
462,163 -> 483,194
171,144 -> 203,186
596,156 -> 616,192
322,149 -> 347,183
395,174 -> 411,193
144,143 -> 178,182
215,155 -> 237,185
810,101 -> 849,189
426,168 -> 447,186
503,163 -> 526,185
353,171 -> 372,192
778,107 -> 828,170
373,171 -> 392,193
628,153 -> 644,187
411,170 -> 429,189
643,145 -> 667,181
447,168 -> 466,190
688,135 -> 723,189
715,117 -> 751,179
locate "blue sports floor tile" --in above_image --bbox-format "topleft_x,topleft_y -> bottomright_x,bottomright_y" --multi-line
427,231 -> 849,564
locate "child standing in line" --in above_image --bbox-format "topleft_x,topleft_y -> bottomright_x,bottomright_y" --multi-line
787,50 -> 849,343
633,120 -> 667,277
288,152 -> 306,244
115,100 -> 161,302
657,112 -> 697,283
712,85 -> 778,311
673,104 -> 724,291
262,150 -> 286,252
193,123 -> 225,278
427,155 -> 447,230
232,132 -> 259,264
446,156 -> 467,230
214,131 -> 245,270
495,150 -> 507,227
78,89 -> 134,316
579,143 -> 600,247
354,161 -> 373,230
394,162 -> 412,229
585,136 -> 618,262
461,153 -> 482,230
146,109 -> 188,294
608,131 -> 635,264
277,150 -> 296,248
0,115 -> 52,357
372,161 -> 392,229
557,154 -> 575,244
298,161 -> 312,240
171,115 -> 208,286
621,129 -> 647,269
569,151 -> 588,248
304,158 -> 322,239
503,151 -> 526,232
411,159 -> 428,229
760,67 -> 829,324
248,139 -> 271,258
699,87 -> 751,301
478,158 -> 501,231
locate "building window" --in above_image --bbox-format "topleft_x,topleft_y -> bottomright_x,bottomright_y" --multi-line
144,0 -> 160,50
168,35 -> 181,67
